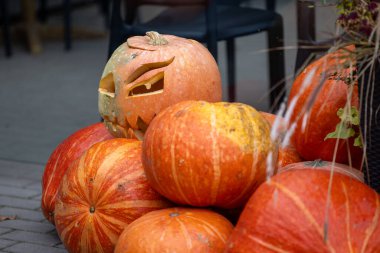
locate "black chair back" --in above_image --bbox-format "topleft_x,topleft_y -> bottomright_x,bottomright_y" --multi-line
108,0 -> 285,109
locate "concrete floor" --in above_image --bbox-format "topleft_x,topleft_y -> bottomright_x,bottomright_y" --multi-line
0,1 -> 338,164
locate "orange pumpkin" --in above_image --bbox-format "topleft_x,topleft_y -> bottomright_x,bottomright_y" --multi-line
142,100 -> 276,208
41,122 -> 113,224
114,208 -> 233,253
99,31 -> 222,138
226,163 -> 380,253
288,48 -> 362,164
260,112 -> 302,168
54,139 -> 170,253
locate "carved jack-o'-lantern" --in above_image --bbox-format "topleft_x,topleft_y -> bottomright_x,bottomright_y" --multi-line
99,32 -> 222,138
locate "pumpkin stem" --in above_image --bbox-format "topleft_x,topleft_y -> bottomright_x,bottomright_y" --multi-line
146,31 -> 168,46
305,159 -> 327,167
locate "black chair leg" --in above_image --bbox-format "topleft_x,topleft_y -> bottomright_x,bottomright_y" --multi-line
63,0 -> 71,50
207,39 -> 218,63
1,0 -> 12,57
226,39 -> 235,102
38,0 -> 48,23
98,0 -> 109,28
267,16 -> 285,112
108,0 -> 129,58
295,0 -> 316,73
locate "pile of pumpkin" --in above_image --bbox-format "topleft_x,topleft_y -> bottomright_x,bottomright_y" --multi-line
41,32 -> 380,253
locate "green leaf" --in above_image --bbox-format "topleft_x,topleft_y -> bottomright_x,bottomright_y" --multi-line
324,122 -> 356,141
337,106 -> 360,126
354,135 -> 363,148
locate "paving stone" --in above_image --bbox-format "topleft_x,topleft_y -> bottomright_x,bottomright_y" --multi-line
25,170 -> 44,181
0,185 -> 39,199
0,228 -> 12,236
1,231 -> 61,247
24,182 -> 42,191
0,208 -> 44,222
55,243 -> 65,249
0,161 -> 44,180
3,242 -> 67,253
31,195 -> 42,201
0,220 -> 54,233
0,196 -> 41,210
0,239 -> 16,250
0,178 -> 34,188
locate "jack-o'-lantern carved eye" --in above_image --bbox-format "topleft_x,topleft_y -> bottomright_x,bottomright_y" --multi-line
126,57 -> 174,84
99,73 -> 115,95
128,72 -> 164,97
126,57 -> 174,97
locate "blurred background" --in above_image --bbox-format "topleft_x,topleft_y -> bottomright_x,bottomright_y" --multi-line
0,0 -> 337,165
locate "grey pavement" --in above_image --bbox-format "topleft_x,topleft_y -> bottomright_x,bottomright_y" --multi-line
0,159 -> 64,253
0,1 -> 338,252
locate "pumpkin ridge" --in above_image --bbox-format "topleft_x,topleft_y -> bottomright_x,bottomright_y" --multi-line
59,212 -> 87,243
210,105 -> 221,204
175,216 -> 193,249
184,215 -> 228,243
94,143 -> 140,204
246,234 -> 291,253
360,193 -> 380,253
170,122 -> 192,205
42,151 -> 62,209
95,169 -> 143,207
341,182 -> 354,253
235,105 -> 259,198
269,181 -> 333,249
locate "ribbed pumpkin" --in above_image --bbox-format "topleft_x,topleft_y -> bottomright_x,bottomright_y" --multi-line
260,112 -> 302,168
114,208 -> 233,253
99,31 -> 222,138
41,122 -> 113,224
54,139 -> 171,253
288,48 -> 362,164
225,162 -> 380,253
142,100 -> 276,209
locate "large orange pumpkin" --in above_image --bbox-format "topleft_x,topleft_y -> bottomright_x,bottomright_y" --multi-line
54,139 -> 171,253
99,31 -> 222,138
288,48 -> 362,165
41,122 -> 113,224
114,208 -> 233,253
260,112 -> 302,168
225,163 -> 380,253
142,100 -> 277,209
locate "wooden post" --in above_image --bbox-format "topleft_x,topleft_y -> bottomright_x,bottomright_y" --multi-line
21,0 -> 42,54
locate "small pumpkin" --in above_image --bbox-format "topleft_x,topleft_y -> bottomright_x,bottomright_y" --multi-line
41,122 -> 113,224
226,161 -> 379,253
54,139 -> 170,253
142,100 -> 277,208
114,208 -> 233,253
99,31 -> 222,138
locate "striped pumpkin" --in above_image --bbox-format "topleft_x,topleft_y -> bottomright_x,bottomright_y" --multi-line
54,139 -> 171,253
114,208 -> 233,253
142,100 -> 276,208
225,167 -> 380,253
41,122 -> 113,224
